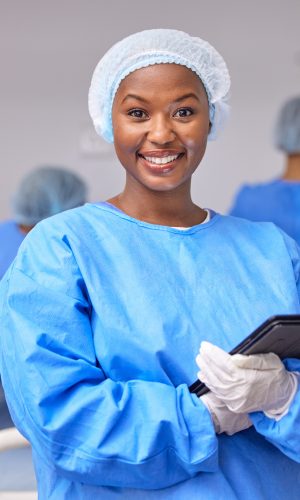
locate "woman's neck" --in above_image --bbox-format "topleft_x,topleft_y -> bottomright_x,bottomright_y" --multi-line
107,182 -> 206,227
281,154 -> 300,181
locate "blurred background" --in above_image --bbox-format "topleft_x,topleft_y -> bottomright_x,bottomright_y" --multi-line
0,1 -> 299,495
0,0 -> 299,217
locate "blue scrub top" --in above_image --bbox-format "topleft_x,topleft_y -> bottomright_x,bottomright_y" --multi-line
0,220 -> 25,279
229,179 -> 300,245
0,203 -> 300,499
0,220 -> 24,429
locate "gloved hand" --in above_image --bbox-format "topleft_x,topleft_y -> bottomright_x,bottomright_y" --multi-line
200,391 -> 252,435
196,341 -> 298,419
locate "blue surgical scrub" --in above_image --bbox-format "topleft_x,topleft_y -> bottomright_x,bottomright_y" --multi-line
0,220 -> 25,429
0,220 -> 25,279
0,202 -> 300,499
229,179 -> 300,245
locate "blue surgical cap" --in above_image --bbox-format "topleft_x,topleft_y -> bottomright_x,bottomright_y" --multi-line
89,29 -> 231,143
12,166 -> 87,226
274,96 -> 300,154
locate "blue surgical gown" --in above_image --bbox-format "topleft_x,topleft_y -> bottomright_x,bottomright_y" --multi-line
229,179 -> 300,245
0,220 -> 25,279
0,220 -> 24,429
1,202 -> 300,499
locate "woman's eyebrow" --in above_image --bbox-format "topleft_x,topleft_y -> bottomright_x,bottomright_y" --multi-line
173,93 -> 200,103
122,94 -> 148,104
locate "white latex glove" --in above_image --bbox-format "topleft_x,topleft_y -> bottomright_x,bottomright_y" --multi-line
201,391 -> 252,435
196,341 -> 298,419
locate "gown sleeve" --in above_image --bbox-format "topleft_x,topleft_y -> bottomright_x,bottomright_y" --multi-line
0,220 -> 218,490
250,229 -> 300,463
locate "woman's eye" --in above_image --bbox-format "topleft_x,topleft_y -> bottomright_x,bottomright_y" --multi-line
128,109 -> 148,119
174,108 -> 193,118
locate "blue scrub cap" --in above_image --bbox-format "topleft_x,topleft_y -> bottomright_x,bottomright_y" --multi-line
12,166 -> 87,226
274,96 -> 300,154
89,29 -> 231,143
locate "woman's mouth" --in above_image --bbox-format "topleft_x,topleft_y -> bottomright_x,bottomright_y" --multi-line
137,151 -> 184,173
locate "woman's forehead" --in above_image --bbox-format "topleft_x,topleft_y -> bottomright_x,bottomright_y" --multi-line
115,64 -> 208,101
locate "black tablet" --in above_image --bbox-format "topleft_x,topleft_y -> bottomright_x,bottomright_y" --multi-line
189,314 -> 300,398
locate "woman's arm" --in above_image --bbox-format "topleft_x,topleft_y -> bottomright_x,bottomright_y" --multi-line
250,359 -> 300,462
197,341 -> 300,462
252,229 -> 300,461
0,224 -> 218,490
197,228 -> 300,464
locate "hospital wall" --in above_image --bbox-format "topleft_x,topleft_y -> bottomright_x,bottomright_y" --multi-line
0,0 -> 299,218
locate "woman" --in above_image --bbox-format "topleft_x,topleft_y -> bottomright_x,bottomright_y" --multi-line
230,96 -> 300,244
0,29 -> 300,499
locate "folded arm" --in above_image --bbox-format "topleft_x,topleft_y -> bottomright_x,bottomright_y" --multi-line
0,234 -> 218,489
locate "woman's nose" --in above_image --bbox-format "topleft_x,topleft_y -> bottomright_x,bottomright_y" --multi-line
147,115 -> 176,145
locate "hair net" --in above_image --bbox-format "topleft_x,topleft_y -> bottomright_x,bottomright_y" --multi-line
89,29 -> 231,143
274,96 -> 300,154
12,166 -> 87,226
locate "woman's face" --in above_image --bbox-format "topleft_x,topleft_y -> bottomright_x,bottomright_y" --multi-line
112,63 -> 210,193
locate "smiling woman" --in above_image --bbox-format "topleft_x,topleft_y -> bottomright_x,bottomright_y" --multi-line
1,29 -> 300,500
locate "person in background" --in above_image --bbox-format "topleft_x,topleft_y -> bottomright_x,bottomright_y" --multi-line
229,97 -> 300,243
0,165 -> 87,431
0,165 -> 88,280
0,30 -> 300,499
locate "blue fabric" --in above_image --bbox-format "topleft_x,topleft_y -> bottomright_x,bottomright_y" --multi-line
0,220 -> 25,431
1,203 -> 300,499
0,220 -> 25,279
229,179 -> 300,245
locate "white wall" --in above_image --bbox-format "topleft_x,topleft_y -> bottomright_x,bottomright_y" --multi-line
0,0 -> 299,218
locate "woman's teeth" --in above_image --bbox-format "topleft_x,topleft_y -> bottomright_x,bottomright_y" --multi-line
143,154 -> 180,165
